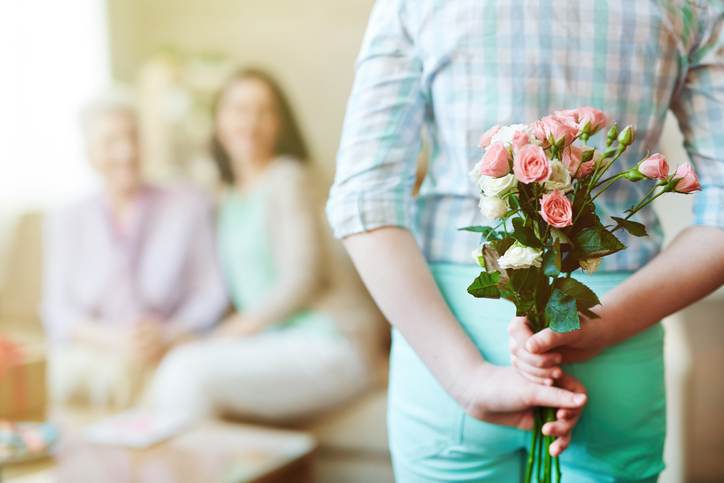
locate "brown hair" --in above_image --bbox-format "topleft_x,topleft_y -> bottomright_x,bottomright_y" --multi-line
210,68 -> 309,184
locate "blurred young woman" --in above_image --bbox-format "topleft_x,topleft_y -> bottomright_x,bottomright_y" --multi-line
147,69 -> 383,422
43,93 -> 228,407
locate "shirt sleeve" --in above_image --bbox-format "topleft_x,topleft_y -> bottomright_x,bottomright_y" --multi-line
669,4 -> 724,229
167,195 -> 229,334
325,0 -> 425,238
41,209 -> 86,343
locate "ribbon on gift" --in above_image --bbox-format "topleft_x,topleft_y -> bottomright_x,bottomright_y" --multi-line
0,336 -> 27,420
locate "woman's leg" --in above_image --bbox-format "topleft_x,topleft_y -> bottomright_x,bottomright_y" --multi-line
144,340 -> 217,418
146,328 -> 369,421
207,328 -> 369,420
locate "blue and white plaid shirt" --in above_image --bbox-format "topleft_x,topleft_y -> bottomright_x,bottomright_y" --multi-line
326,0 -> 723,271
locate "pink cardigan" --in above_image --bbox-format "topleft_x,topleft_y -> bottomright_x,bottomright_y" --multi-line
42,184 -> 229,343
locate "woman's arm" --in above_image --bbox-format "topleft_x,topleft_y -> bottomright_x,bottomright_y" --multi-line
166,194 -> 229,337
42,208 -> 134,349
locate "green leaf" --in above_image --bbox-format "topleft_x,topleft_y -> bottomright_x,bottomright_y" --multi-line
514,299 -> 536,317
544,289 -> 580,333
611,216 -> 648,237
535,273 -> 552,315
490,237 -> 515,260
573,225 -> 625,259
542,240 -> 561,277
458,225 -> 501,239
511,218 -> 543,249
509,267 -> 539,297
572,197 -> 600,229
553,277 -> 601,310
560,251 -> 581,273
580,307 -> 601,320
467,271 -> 501,299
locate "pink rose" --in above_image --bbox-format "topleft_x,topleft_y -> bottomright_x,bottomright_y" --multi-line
514,144 -> 551,184
672,163 -> 701,193
533,115 -> 578,147
556,107 -> 609,135
577,107 -> 609,134
479,125 -> 501,148
479,142 -> 511,177
540,190 -> 573,228
562,145 -> 595,178
638,153 -> 669,180
531,120 -> 550,147
511,130 -> 532,153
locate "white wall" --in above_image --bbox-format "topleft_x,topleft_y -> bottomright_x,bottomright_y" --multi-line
0,1 -> 110,284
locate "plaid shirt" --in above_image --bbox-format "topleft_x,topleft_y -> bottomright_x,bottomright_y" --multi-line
326,0 -> 723,271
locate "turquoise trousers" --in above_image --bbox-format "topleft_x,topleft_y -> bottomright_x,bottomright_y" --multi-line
388,263 -> 666,482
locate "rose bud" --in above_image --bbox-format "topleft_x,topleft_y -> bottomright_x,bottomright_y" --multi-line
638,153 -> 669,180
672,163 -> 701,193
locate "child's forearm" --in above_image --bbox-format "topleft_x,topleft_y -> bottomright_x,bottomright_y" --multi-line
343,227 -> 487,403
600,225 -> 724,347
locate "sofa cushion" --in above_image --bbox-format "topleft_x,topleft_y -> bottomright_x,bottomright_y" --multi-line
307,386 -> 388,455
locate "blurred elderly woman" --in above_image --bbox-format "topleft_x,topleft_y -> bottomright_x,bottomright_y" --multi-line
147,69 -> 383,422
42,92 -> 228,407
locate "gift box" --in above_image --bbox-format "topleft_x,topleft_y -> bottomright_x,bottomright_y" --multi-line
0,336 -> 47,422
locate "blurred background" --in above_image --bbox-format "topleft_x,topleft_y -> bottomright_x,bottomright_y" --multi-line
0,1 -> 722,482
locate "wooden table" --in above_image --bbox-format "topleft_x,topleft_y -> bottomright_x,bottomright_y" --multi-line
2,419 -> 317,483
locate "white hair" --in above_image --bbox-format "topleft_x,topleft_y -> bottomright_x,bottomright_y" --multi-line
79,88 -> 138,135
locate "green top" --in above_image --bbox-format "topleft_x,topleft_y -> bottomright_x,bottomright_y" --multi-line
217,187 -> 336,334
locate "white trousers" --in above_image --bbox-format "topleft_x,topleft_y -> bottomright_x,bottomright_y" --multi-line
145,329 -> 370,422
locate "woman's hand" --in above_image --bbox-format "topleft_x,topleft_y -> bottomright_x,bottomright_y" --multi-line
213,313 -> 264,338
130,319 -> 168,364
459,364 -> 587,456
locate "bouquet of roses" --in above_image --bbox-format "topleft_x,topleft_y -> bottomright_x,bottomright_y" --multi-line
463,107 -> 700,483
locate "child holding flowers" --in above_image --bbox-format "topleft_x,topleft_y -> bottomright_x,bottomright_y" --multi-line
327,1 -> 724,481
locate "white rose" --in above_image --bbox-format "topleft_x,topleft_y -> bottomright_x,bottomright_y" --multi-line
479,173 -> 518,197
479,196 -> 508,220
490,124 -> 533,146
580,258 -> 602,274
544,160 -> 573,192
469,159 -> 484,185
471,246 -> 484,267
498,242 -> 543,270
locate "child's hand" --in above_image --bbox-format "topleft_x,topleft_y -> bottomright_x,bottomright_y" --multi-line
508,316 -> 563,386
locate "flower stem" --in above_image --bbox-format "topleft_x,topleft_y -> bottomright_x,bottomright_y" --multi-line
524,414 -> 539,483
555,454 -> 562,483
612,189 -> 667,233
537,408 -> 543,482
593,171 -> 624,189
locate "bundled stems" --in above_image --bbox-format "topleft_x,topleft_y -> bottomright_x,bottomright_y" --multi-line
524,390 -> 562,482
